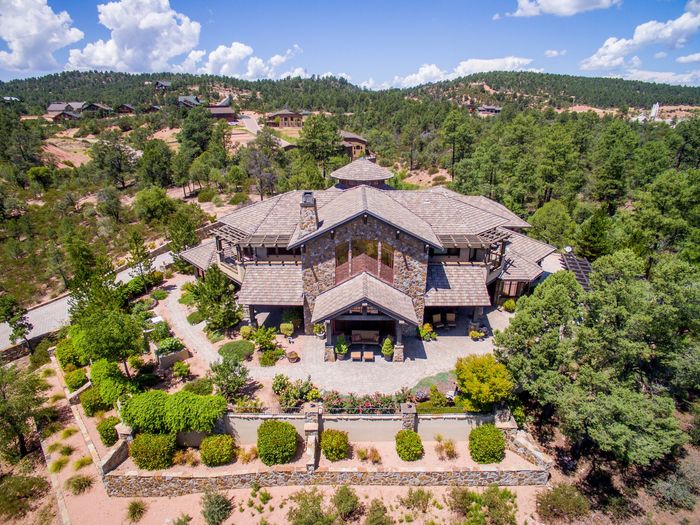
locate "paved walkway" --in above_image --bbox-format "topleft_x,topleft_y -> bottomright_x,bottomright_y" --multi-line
0,252 -> 173,350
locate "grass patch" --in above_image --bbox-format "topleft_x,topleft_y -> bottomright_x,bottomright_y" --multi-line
46,443 -> 62,453
411,371 -> 456,393
64,475 -> 93,495
416,402 -> 465,414
179,292 -> 195,306
60,427 -> 78,439
48,457 -> 69,473
73,456 -> 93,470
59,445 -> 75,456
49,393 -> 65,403
207,330 -> 224,343
41,368 -> 56,377
40,422 -> 63,439
127,499 -> 148,522
187,310 -> 205,325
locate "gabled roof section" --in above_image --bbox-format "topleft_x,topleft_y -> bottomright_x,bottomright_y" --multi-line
238,265 -> 303,306
427,188 -> 530,229
502,228 -> 556,263
501,253 -> 544,282
331,158 -> 392,182
288,185 -> 442,249
311,273 -> 418,325
425,264 -> 491,306
180,239 -> 217,271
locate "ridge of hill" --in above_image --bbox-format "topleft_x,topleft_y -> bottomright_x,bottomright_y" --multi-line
2,70 -> 700,114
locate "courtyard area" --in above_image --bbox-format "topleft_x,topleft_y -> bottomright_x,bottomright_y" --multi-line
157,274 -> 512,394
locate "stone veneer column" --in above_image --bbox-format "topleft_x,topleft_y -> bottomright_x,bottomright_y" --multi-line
400,403 -> 417,431
304,404 -> 322,472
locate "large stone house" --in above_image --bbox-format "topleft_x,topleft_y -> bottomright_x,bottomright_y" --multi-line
182,158 -> 554,354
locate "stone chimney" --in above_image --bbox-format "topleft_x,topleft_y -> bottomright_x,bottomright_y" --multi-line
299,191 -> 318,237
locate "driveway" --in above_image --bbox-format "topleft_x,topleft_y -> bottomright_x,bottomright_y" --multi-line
0,252 -> 174,350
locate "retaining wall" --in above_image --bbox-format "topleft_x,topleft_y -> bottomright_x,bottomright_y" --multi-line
216,412 -> 307,444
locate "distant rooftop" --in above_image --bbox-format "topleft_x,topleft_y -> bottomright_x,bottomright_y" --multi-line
330,158 -> 393,182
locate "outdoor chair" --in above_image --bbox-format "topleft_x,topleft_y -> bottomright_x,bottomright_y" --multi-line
363,351 -> 375,362
351,351 -> 362,361
446,312 -> 457,328
432,313 -> 445,329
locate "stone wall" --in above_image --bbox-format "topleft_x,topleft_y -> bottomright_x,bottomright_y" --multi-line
98,439 -> 129,476
301,215 -> 429,333
103,466 -> 549,497
157,348 -> 189,369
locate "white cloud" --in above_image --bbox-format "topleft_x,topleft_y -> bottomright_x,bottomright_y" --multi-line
0,0 -> 83,70
677,52 -> 700,63
504,0 -> 620,17
269,44 -> 301,68
278,66 -> 309,78
198,41 -> 303,79
384,56 -> 533,89
199,42 -> 252,75
174,49 -> 205,73
544,49 -> 567,58
67,0 -> 200,71
321,71 -> 352,81
654,51 -> 668,59
619,68 -> 700,85
581,1 -> 700,70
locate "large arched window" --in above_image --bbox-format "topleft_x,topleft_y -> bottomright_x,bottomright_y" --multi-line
335,240 -> 394,284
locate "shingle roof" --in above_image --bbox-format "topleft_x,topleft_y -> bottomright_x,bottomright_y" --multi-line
288,185 -> 442,248
424,264 -> 491,306
311,273 -> 419,325
502,229 -> 556,263
237,265 -> 303,306
180,239 -> 217,271
339,130 -> 367,143
500,252 -> 544,282
425,189 -> 530,229
267,109 -> 302,117
208,106 -> 236,116
330,158 -> 392,182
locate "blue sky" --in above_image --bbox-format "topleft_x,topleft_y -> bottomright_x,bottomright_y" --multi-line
1,0 -> 700,86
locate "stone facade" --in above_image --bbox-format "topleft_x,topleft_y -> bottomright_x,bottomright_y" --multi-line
301,215 -> 428,333
103,467 -> 549,497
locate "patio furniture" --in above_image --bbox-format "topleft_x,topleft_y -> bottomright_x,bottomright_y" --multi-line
446,312 -> 457,328
432,313 -> 445,329
351,351 -> 362,361
363,351 -> 375,362
351,330 -> 380,344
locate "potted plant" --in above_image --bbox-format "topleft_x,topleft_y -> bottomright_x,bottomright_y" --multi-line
381,336 -> 394,360
313,323 -> 326,339
286,350 -> 300,363
334,334 -> 349,359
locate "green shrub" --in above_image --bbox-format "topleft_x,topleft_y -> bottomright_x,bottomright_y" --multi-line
200,435 -> 236,467
97,416 -> 120,447
259,348 -> 284,366
365,499 -> 392,525
172,361 -> 190,379
282,307 -> 303,328
172,513 -> 192,525
332,485 -> 360,521
272,374 -> 291,395
400,488 -> 432,513
218,340 -> 255,361
197,187 -> 217,203
395,429 -> 423,461
49,457 -> 68,473
73,456 -> 93,470
164,391 -> 227,433
279,322 -> 294,337
321,429 -> 350,461
239,325 -> 253,340
127,499 -> 147,523
98,377 -> 136,406
201,489 -> 232,525
178,292 -> 195,306
455,354 -> 513,411
482,486 -> 517,525
183,378 -> 213,395
447,486 -> 483,516
429,385 -> 447,408
29,345 -> 51,370
287,488 -> 334,525
257,420 -> 298,466
65,368 -> 88,392
90,359 -> 122,387
60,427 -> 78,439
156,337 -> 185,356
689,400 -> 700,446
149,321 -> 171,342
121,390 -> 169,433
55,338 -> 86,370
0,475 -> 48,519
80,388 -> 110,416
130,433 -> 175,470
64,475 -> 93,495
150,289 -> 168,301
502,298 -> 516,312
381,337 -> 394,358
536,483 -> 590,522
649,475 -> 697,510
228,192 -> 249,205
334,334 -> 348,356
469,424 -> 505,464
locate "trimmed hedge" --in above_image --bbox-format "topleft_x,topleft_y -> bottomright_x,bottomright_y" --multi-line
156,337 -> 185,357
55,338 -> 87,370
183,378 -> 213,395
65,368 -> 88,392
90,359 -> 136,406
130,433 -> 176,470
321,429 -> 350,461
257,420 -> 298,466
279,322 -> 294,337
395,429 -> 423,461
79,388 -> 110,417
218,340 -> 255,361
200,435 -> 236,467
468,424 -> 505,464
97,416 -> 120,447
121,390 -> 227,434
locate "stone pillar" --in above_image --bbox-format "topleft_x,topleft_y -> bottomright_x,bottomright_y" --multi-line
248,305 -> 257,328
393,344 -> 404,362
472,306 -> 484,322
400,402 -> 417,431
115,423 -> 134,442
304,404 -> 321,472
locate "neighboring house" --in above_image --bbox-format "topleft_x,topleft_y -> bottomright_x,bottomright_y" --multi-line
477,105 -> 501,116
82,102 -> 113,115
155,80 -> 172,90
144,104 -> 162,113
206,95 -> 237,121
177,95 -> 202,109
116,104 -> 135,114
340,130 -> 369,160
266,109 -> 304,127
47,101 -> 86,115
49,110 -> 81,122
182,158 -> 554,349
